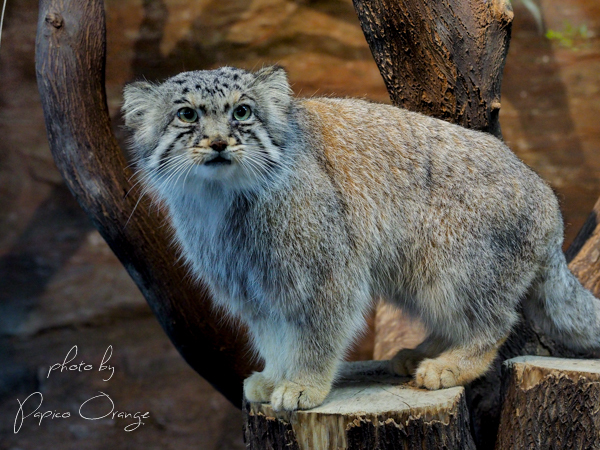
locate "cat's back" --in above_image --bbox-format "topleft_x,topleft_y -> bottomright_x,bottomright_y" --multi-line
296,97 -> 560,247
299,96 -> 528,186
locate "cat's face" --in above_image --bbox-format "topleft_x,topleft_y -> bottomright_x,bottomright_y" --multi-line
122,66 -> 293,195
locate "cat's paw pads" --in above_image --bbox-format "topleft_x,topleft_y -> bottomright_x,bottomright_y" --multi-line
244,372 -> 275,403
270,380 -> 329,411
415,359 -> 460,390
391,348 -> 426,376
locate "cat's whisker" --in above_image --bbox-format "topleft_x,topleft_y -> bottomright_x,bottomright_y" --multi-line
125,169 -> 153,199
157,152 -> 191,174
172,160 -> 196,188
240,154 -> 271,187
124,188 -> 149,228
179,160 -> 198,190
128,164 -> 165,195
159,159 -> 194,192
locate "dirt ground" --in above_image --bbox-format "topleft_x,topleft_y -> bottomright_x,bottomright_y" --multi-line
1,0 -> 600,448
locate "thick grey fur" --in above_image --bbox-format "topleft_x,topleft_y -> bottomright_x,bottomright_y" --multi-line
122,66 -> 600,411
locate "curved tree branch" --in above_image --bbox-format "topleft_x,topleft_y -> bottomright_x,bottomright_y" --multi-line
35,0 -> 254,408
567,199 -> 600,291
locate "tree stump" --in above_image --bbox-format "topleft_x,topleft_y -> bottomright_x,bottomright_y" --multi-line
243,361 -> 475,449
496,356 -> 600,450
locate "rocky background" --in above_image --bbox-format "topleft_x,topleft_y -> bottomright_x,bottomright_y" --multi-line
1,0 -> 600,448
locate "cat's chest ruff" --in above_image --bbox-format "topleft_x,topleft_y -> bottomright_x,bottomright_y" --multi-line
170,191 -> 266,291
193,209 -> 278,316
173,192 -> 250,253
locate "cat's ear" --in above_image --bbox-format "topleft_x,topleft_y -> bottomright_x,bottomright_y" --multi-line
250,66 -> 293,143
252,65 -> 293,108
253,65 -> 291,93
122,81 -> 167,153
122,81 -> 158,131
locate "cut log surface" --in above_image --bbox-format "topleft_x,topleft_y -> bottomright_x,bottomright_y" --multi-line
496,356 -> 600,450
243,361 -> 476,450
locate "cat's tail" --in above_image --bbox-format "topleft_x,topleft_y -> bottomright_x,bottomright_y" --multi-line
524,243 -> 600,351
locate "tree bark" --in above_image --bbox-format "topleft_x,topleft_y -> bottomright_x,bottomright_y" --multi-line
567,198 -> 600,290
496,356 -> 600,450
35,0 -> 255,408
243,361 -> 476,450
352,0 -> 513,138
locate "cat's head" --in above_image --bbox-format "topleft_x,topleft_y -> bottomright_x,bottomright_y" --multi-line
122,66 -> 293,195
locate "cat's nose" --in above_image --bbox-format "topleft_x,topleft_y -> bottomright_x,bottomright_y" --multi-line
210,140 -> 228,152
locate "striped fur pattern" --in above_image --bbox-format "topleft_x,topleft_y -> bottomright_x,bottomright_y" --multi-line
122,66 -> 600,411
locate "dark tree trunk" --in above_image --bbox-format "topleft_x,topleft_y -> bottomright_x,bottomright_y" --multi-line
352,0 -> 513,138
567,197 -> 600,288
35,0 -> 255,408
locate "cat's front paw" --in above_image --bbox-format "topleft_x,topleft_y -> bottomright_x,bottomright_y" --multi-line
414,358 -> 460,390
244,372 -> 275,403
270,380 -> 330,411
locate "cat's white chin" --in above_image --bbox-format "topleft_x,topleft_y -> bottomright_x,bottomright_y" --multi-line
191,161 -> 238,180
178,163 -> 265,193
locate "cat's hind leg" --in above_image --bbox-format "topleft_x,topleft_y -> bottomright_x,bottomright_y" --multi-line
390,334 -> 448,377
414,336 -> 506,389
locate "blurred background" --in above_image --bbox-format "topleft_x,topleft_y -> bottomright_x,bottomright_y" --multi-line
1,0 -> 599,448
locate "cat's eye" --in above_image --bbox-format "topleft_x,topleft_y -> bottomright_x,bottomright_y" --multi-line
177,107 -> 198,123
233,105 -> 252,121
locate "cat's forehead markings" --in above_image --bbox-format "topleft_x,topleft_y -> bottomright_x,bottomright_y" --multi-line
231,91 -> 243,103
238,93 -> 255,103
186,93 -> 209,111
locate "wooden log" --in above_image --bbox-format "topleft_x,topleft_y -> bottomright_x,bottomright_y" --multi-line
243,361 -> 476,449
34,0 -> 255,407
496,356 -> 600,450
